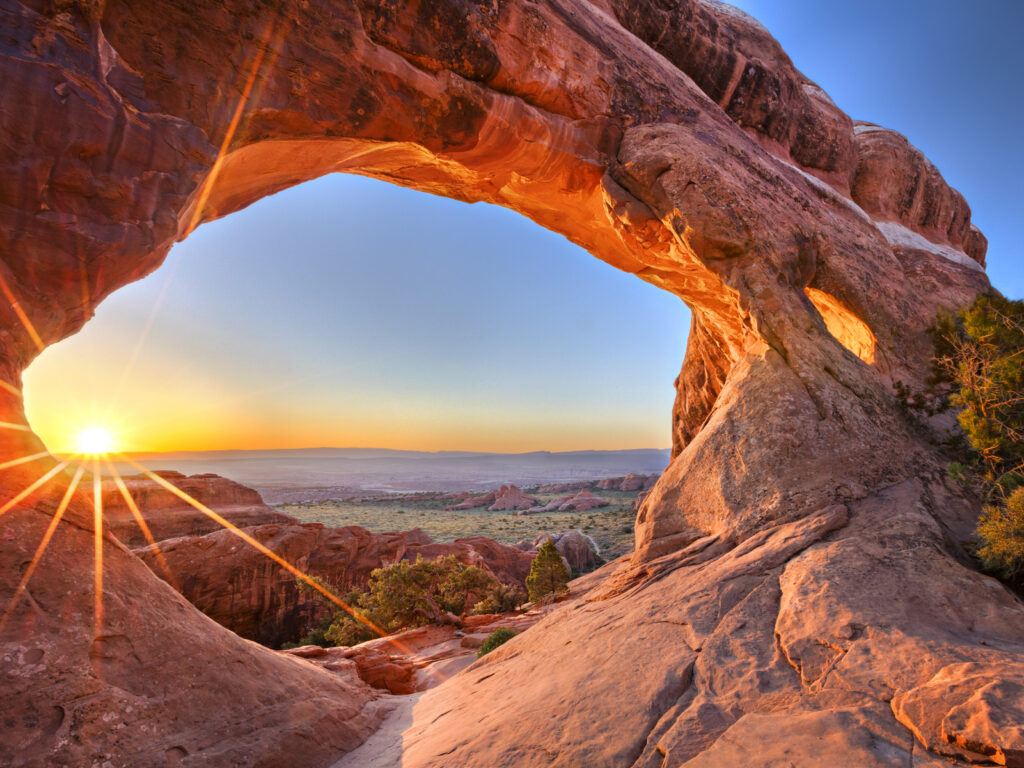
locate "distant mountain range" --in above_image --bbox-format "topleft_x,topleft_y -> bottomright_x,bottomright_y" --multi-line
110,447 -> 671,503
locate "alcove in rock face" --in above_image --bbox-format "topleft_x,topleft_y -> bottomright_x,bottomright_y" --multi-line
2,2 -> 1022,767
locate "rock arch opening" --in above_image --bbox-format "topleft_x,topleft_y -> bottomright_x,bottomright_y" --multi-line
21,171 -> 684,649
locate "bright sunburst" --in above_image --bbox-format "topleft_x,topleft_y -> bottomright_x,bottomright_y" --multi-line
74,426 -> 116,455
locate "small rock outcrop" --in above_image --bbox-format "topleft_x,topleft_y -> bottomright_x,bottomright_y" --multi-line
521,488 -> 610,514
445,485 -> 536,511
487,484 -> 537,511
444,490 -> 497,510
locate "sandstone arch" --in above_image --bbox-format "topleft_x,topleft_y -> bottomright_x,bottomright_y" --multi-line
2,1 -> 1022,766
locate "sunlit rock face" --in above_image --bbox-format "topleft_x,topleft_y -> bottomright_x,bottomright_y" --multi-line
2,1 -> 1020,766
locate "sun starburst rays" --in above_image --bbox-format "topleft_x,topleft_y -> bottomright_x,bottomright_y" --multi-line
0,461 -> 69,519
92,457 -> 104,637
0,269 -> 44,353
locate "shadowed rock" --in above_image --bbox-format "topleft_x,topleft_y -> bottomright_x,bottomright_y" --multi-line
135,523 -> 534,647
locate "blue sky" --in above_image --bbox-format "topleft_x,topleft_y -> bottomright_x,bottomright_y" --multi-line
23,1 -> 1021,453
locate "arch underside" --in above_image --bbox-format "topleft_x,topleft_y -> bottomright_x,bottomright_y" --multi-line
2,1 -> 1020,767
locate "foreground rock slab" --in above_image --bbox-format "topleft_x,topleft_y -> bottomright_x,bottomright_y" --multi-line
336,482 -> 1024,767
0,492 -> 388,768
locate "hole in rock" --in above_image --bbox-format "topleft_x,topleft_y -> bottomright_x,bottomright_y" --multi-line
804,287 -> 877,365
22,174 -> 688,650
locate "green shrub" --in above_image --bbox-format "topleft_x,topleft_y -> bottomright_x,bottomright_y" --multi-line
323,555 -> 500,646
477,627 -> 517,658
976,487 -> 1024,578
525,539 -> 570,603
472,583 -> 526,615
288,613 -> 336,648
935,294 -> 1024,587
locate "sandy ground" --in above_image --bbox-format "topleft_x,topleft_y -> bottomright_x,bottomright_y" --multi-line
332,692 -> 423,768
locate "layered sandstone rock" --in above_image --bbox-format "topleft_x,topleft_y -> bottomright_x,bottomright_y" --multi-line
0,0 -> 1018,765
135,523 -> 534,647
102,470 -> 293,547
486,484 -> 537,511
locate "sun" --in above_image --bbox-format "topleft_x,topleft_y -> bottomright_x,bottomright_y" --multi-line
74,426 -> 116,456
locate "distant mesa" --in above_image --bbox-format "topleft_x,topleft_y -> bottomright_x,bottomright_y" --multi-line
102,471 -> 293,547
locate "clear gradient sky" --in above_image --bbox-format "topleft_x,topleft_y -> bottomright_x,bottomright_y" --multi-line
23,1 -> 1022,455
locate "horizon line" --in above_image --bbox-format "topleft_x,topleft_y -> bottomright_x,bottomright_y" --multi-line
50,444 -> 673,458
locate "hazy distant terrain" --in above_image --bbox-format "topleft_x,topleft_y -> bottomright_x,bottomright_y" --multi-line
111,447 -> 670,503
283,488 -> 641,560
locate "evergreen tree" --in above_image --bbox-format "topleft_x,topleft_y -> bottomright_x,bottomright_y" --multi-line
976,488 -> 1024,578
526,539 -> 570,603
936,293 -> 1024,493
936,293 -> 1024,581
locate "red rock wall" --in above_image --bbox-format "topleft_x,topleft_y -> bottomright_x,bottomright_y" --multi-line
136,523 -> 534,647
